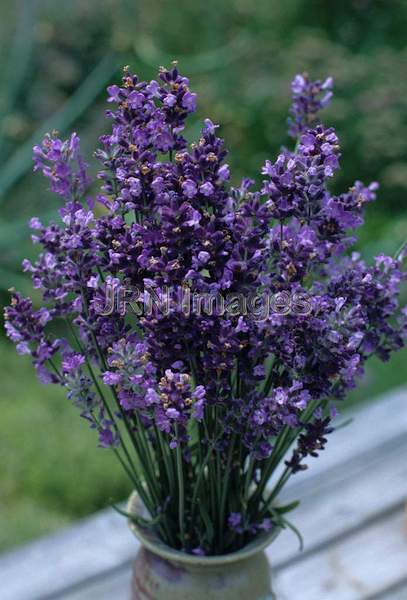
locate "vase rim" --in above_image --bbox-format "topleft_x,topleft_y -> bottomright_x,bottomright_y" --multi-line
126,491 -> 280,566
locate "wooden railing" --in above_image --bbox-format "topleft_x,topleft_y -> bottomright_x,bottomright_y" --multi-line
1,386 -> 407,600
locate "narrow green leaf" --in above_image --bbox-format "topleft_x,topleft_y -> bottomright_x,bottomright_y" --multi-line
393,237 -> 407,260
0,0 -> 38,148
199,502 -> 214,545
134,32 -> 250,74
0,210 -> 57,247
0,267 -> 32,295
274,499 -> 300,515
333,417 -> 353,431
281,516 -> 304,551
0,54 -> 119,199
111,503 -> 162,528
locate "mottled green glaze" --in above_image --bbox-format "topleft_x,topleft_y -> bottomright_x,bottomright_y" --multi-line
127,492 -> 279,600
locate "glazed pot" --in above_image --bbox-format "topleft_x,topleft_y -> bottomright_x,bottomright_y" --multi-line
127,492 -> 279,600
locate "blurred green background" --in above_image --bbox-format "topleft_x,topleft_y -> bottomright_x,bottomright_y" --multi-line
0,0 -> 406,552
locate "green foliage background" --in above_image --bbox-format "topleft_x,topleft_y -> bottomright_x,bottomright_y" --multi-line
0,0 -> 406,551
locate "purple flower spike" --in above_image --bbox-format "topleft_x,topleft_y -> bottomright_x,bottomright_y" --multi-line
288,73 -> 334,139
33,132 -> 90,200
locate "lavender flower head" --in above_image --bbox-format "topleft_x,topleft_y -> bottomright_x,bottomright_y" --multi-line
288,73 -> 333,138
33,132 -> 90,200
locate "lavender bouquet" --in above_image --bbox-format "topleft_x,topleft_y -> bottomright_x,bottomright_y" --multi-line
5,66 -> 406,556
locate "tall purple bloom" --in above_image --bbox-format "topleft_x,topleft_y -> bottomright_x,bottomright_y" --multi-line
288,73 -> 333,139
33,132 -> 90,201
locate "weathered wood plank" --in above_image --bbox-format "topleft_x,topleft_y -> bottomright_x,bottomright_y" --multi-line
380,582 -> 407,600
1,386 -> 406,600
273,509 -> 407,600
56,437 -> 407,599
54,508 -> 407,600
54,566 -> 132,600
269,433 -> 407,567
284,385 -> 407,481
0,511 -> 136,600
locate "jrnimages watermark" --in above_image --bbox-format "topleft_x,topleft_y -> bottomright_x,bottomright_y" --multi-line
95,283 -> 313,321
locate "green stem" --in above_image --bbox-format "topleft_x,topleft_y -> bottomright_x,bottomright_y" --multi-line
259,466 -> 292,519
250,399 -> 321,515
155,426 -> 176,501
243,453 -> 256,508
261,357 -> 277,397
218,434 -> 236,551
67,319 -> 139,481
175,433 -> 185,547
